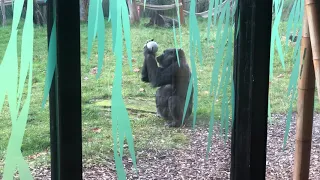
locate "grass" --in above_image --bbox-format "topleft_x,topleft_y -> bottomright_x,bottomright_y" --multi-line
0,18 -> 319,170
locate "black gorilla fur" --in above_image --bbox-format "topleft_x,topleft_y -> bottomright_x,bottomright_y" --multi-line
141,47 -> 193,127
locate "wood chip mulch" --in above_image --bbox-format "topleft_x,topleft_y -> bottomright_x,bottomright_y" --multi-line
30,113 -> 320,180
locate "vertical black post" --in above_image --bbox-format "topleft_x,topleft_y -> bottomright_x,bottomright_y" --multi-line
231,0 -> 272,179
46,0 -> 58,179
55,0 -> 82,179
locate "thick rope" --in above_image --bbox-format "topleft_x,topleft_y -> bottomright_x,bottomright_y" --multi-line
136,2 -> 182,11
183,0 -> 231,18
136,0 -> 234,18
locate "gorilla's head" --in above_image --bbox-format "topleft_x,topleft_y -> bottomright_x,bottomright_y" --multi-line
156,48 -> 185,68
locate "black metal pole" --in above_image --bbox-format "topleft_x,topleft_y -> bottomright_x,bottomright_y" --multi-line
46,0 -> 58,179
230,0 -> 272,179
55,0 -> 82,179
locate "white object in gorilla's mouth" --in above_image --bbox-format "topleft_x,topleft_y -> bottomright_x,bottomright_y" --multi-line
146,41 -> 158,53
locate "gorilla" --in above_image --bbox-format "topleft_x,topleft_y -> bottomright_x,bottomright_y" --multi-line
141,41 -> 193,127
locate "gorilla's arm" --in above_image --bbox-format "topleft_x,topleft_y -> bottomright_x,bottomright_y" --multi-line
141,58 -> 149,82
141,45 -> 156,83
145,55 -> 178,88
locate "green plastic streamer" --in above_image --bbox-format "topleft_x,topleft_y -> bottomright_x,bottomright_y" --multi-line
206,0 -> 215,44
209,4 -> 228,96
87,0 -> 99,62
2,0 -> 34,179
284,0 -> 298,49
282,0 -> 304,148
0,66 -> 4,113
87,0 -> 105,78
173,0 -> 184,67
181,0 -> 202,127
172,20 -> 181,67
121,0 -> 133,71
42,20 -> 56,107
107,0 -> 137,178
42,0 -> 56,107
174,0 -> 182,48
268,0 -> 303,126
96,0 -> 106,77
206,0 -> 234,156
270,0 -> 284,80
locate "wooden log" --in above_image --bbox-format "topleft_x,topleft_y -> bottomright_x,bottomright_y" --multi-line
305,0 -> 320,102
179,0 -> 185,25
293,9 -> 315,180
127,0 -> 140,24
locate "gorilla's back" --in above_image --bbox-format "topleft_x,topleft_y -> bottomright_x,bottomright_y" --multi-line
175,64 -> 193,101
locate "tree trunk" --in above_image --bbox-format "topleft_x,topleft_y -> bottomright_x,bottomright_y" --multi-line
80,0 -> 89,22
33,0 -> 45,26
1,0 -> 6,26
127,0 -> 140,24
23,0 -> 45,26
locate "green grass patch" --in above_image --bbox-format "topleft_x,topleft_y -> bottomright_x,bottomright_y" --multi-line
0,18 -> 317,169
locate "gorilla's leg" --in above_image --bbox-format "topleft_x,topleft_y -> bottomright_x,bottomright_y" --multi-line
155,85 -> 173,119
167,96 -> 193,127
166,96 -> 184,127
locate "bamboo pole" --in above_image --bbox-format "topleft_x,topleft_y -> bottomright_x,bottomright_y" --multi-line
293,10 -> 315,180
305,0 -> 320,102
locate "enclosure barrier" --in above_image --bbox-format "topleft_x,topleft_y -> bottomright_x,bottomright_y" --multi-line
231,1 -> 272,179
1,0 -> 315,179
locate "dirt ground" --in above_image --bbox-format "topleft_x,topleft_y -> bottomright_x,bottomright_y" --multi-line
31,113 -> 320,180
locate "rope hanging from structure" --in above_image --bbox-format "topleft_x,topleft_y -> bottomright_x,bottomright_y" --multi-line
136,0 -> 234,18
136,2 -> 182,11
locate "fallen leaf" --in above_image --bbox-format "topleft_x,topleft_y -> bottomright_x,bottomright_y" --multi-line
203,91 -> 209,95
92,127 -> 101,133
132,58 -> 136,62
90,67 -> 98,75
134,68 -> 140,72
277,74 -> 284,78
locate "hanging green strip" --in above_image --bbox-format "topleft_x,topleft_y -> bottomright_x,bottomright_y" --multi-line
112,0 -> 137,178
206,0 -> 215,44
174,0 -> 182,48
42,0 -> 56,107
282,0 -> 304,148
209,3 -> 228,96
86,0 -> 136,178
206,0 -> 235,156
182,0 -> 202,128
2,0 -> 34,179
172,0 -> 183,67
87,0 -> 106,78
284,29 -> 303,148
270,0 -> 285,81
268,0 -> 304,136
